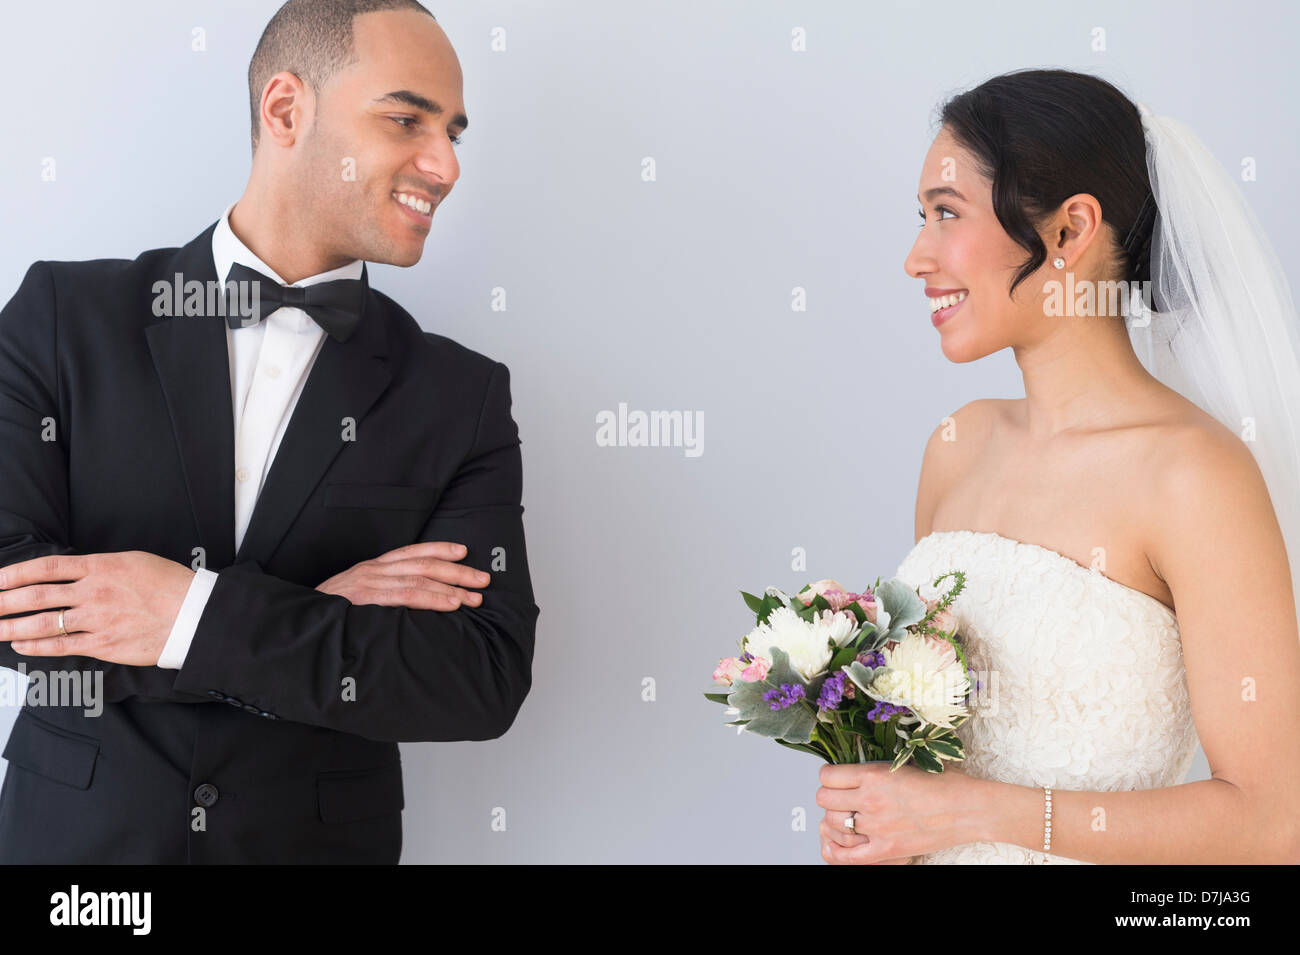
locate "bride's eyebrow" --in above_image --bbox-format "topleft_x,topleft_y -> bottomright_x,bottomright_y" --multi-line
918,187 -> 968,203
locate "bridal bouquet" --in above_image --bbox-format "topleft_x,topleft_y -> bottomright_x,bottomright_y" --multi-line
705,573 -> 972,772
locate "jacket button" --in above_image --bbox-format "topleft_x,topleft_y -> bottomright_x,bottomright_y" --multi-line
193,783 -> 219,807
225,697 -> 242,707
207,690 -> 222,698
242,703 -> 260,714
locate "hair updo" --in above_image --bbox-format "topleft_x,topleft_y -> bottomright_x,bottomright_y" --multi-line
935,68 -> 1156,295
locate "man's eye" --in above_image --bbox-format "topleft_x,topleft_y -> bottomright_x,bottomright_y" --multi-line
449,134 -> 463,146
391,116 -> 417,129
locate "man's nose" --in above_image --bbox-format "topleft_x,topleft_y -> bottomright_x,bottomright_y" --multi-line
416,140 -> 459,189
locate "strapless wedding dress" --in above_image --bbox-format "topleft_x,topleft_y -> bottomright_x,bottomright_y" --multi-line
894,529 -> 1200,864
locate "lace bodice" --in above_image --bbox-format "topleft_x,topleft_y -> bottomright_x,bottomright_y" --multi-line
895,529 -> 1200,864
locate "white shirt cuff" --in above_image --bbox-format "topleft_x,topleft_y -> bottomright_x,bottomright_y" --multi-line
157,567 -> 219,670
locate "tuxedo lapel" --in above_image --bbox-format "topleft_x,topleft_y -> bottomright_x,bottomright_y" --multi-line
145,222 -> 238,570
147,227 -> 395,572
234,262 -> 394,567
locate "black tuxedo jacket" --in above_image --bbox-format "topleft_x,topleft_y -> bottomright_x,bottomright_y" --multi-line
0,222 -> 538,863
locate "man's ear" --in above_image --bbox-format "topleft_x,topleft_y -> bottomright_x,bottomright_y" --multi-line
259,71 -> 312,147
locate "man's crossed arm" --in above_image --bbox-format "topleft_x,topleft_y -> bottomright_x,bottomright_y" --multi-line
0,261 -> 539,742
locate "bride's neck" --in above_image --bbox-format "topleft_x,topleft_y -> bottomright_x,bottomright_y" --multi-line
1012,318 -> 1161,440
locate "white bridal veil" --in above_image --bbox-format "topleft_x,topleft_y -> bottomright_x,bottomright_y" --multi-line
1126,102 -> 1300,629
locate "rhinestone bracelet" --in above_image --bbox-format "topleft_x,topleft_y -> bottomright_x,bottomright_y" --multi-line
1042,786 -> 1053,859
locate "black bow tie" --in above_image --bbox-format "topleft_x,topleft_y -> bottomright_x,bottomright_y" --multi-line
223,261 -> 368,343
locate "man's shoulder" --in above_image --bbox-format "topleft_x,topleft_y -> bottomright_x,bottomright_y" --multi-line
5,244 -> 194,336
36,241 -> 186,286
369,286 -> 504,377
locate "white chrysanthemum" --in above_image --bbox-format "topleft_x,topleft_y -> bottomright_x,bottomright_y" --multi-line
743,606 -> 833,681
811,608 -> 858,648
867,634 -> 970,728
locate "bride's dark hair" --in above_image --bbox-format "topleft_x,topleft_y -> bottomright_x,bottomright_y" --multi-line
936,68 -> 1156,296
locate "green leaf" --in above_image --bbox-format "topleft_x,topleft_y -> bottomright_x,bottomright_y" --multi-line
703,692 -> 731,705
911,747 -> 944,773
741,590 -> 765,615
829,645 -> 859,670
842,661 -> 877,697
873,578 -> 927,631
774,738 -> 832,761
851,621 -> 877,649
928,737 -> 963,759
725,647 -> 816,743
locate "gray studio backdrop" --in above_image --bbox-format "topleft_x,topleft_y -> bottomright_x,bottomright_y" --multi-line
2,0 -> 1296,862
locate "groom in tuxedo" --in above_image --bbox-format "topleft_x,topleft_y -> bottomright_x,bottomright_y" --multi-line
0,0 -> 538,863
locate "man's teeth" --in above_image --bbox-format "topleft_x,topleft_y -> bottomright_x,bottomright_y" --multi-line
929,290 -> 968,313
393,192 -> 433,214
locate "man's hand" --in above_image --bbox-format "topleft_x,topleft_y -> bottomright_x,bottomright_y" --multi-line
315,541 -> 490,611
0,551 -> 194,665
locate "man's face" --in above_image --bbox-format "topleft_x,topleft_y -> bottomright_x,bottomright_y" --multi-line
296,10 -> 466,268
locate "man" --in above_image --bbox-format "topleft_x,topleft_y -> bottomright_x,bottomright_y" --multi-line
0,0 -> 538,863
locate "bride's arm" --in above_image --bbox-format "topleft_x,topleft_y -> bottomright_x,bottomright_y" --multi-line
981,427 -> 1300,863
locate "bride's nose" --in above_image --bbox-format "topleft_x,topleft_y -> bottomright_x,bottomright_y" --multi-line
904,232 -> 935,279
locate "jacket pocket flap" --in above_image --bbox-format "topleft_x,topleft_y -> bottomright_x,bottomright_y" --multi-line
317,764 -> 405,823
1,710 -> 100,790
323,483 -> 436,511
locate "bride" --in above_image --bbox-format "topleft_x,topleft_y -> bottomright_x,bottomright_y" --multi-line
816,68 -> 1300,864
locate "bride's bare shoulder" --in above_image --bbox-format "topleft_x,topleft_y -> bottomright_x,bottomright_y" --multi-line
1142,394 -> 1286,579
1143,393 -> 1256,474
914,399 -> 1001,541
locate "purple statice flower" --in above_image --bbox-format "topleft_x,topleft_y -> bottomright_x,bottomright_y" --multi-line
866,701 -> 911,722
761,683 -> 806,711
739,651 -> 753,664
816,671 -> 847,711
856,650 -> 885,669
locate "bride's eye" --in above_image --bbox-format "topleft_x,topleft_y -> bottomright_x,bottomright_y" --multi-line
918,206 -> 955,227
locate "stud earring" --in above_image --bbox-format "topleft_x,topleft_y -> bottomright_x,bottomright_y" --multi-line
1052,256 -> 1066,269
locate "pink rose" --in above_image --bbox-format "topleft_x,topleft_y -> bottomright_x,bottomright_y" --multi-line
712,657 -> 745,686
853,592 -> 879,624
740,656 -> 770,682
797,579 -> 847,606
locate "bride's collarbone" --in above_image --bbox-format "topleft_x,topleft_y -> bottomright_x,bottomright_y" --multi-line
933,451 -> 1175,612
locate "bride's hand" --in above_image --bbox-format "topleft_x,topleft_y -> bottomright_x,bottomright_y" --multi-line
818,813 -> 914,864
816,760 -> 980,864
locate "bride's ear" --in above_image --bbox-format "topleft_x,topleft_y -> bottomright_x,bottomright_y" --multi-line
1048,194 -> 1105,267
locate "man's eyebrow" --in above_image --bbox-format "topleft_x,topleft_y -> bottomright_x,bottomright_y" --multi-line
918,186 -> 967,203
372,90 -> 469,131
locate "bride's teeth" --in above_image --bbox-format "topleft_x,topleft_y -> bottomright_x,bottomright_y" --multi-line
930,290 -> 968,312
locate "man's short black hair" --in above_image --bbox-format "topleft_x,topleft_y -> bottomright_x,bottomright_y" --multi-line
248,0 -> 436,153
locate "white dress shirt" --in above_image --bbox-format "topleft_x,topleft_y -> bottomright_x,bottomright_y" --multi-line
156,202 -> 365,669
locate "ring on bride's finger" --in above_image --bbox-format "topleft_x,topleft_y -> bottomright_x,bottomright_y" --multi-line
58,608 -> 67,636
843,811 -> 856,833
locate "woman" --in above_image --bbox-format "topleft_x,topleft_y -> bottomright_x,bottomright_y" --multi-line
816,69 -> 1300,864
